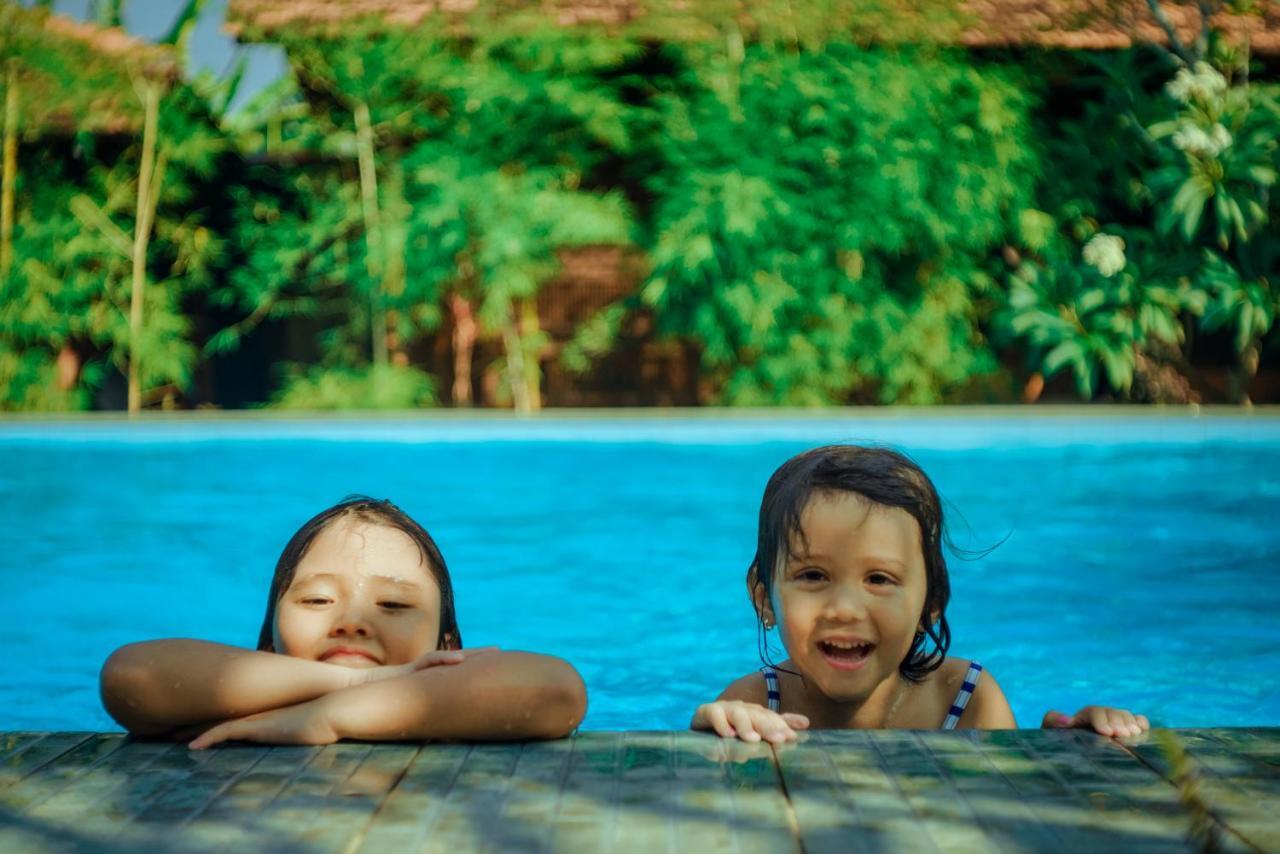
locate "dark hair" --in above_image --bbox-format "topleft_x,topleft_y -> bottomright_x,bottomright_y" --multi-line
256,496 -> 462,653
748,444 -> 950,682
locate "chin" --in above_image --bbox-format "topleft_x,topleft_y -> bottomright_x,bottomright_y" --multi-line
815,682 -> 874,706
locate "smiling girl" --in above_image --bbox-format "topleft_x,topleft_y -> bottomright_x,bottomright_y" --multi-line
101,497 -> 586,748
692,445 -> 1148,742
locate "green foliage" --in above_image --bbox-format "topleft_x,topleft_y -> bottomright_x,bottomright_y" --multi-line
270,362 -> 437,410
208,29 -> 635,406
0,4 -> 176,135
6,4 -> 1280,410
562,302 -> 629,374
0,90 -> 223,410
999,48 -> 1280,401
1148,63 -> 1279,249
1198,242 -> 1277,355
996,226 -> 1200,398
640,45 -> 1034,404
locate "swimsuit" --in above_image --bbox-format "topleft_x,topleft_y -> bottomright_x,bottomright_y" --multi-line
762,661 -> 984,730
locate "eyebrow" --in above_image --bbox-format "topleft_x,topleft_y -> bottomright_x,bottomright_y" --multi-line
291,572 -> 424,590
787,551 -> 908,569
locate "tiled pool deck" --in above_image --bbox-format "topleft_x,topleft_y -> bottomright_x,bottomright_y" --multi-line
1,728 -> 1275,852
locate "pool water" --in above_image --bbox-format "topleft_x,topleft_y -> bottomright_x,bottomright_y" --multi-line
2,413 -> 1278,732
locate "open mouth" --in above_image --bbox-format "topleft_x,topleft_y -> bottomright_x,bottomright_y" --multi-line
817,640 -> 874,671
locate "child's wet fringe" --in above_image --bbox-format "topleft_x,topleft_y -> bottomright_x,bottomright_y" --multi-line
1155,730 -> 1222,854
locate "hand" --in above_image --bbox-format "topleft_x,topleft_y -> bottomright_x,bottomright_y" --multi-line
1042,706 -> 1149,737
189,700 -> 337,750
694,700 -> 810,744
345,646 -> 501,688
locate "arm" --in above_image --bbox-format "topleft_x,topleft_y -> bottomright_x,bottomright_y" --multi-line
189,651 -> 586,747
100,639 -> 468,736
101,639 -> 358,736
957,670 -> 1017,729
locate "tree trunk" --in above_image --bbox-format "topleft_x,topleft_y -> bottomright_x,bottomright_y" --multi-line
354,99 -> 388,368
521,296 -> 542,412
383,158 -> 407,366
1234,341 -> 1260,407
1022,372 -> 1044,404
128,80 -> 160,416
450,293 -> 475,407
1,60 -> 17,281
501,305 -> 530,415
55,344 -> 80,391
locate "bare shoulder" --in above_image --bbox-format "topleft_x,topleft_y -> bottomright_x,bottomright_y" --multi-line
949,660 -> 1016,729
715,671 -> 769,705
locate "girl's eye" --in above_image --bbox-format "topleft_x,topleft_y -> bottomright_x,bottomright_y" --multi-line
300,596 -> 331,605
379,601 -> 413,611
868,573 -> 895,586
795,568 -> 826,582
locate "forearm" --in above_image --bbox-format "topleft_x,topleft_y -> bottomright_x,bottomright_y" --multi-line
321,651 -> 587,742
100,639 -> 354,735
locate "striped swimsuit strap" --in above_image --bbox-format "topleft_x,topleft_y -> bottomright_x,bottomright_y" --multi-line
941,661 -> 984,730
762,666 -> 781,712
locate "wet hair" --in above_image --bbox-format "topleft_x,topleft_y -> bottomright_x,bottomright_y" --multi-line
748,444 -> 951,682
256,496 -> 462,653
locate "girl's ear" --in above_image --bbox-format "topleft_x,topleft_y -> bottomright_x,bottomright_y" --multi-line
748,563 -> 776,628
918,608 -> 941,633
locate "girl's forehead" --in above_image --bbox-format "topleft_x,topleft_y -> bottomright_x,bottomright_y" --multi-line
798,490 -> 919,531
296,518 -> 435,584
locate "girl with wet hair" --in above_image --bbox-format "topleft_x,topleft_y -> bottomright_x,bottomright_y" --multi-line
102,497 -> 586,748
693,445 -> 1148,742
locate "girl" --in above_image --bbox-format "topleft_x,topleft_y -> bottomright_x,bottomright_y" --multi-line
692,445 -> 1149,742
101,496 -> 586,748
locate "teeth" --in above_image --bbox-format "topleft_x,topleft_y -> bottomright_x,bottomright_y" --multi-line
821,640 -> 871,654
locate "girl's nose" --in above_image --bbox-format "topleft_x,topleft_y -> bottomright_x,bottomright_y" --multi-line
824,584 -> 868,622
329,608 -> 372,638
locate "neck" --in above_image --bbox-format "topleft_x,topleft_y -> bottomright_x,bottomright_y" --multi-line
786,661 -> 909,729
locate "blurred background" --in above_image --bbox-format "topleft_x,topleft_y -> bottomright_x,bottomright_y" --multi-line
2,0 -> 1279,413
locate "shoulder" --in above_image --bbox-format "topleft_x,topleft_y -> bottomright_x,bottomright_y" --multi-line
944,659 -> 1016,729
715,670 -> 769,705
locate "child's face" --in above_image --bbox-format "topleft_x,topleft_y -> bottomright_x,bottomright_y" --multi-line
272,517 -> 444,667
762,491 -> 929,705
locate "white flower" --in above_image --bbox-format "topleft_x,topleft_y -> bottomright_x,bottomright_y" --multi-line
1171,122 -> 1232,157
1172,125 -> 1212,155
1166,62 -> 1228,104
1083,234 -> 1126,278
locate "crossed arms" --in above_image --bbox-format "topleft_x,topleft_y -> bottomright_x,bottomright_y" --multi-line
100,640 -> 587,748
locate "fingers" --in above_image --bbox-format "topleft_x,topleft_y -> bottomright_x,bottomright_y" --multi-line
412,646 -> 501,670
1041,710 -> 1074,729
729,705 -> 760,742
1070,706 -> 1149,738
189,722 -> 237,750
782,713 -> 811,731
697,703 -> 737,739
1096,707 -> 1148,738
696,702 -> 800,744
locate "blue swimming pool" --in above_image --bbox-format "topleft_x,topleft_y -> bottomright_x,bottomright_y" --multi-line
3,412 -> 1278,732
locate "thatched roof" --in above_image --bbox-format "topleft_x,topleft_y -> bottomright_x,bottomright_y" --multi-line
0,4 -> 180,137
224,0 -> 1280,54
